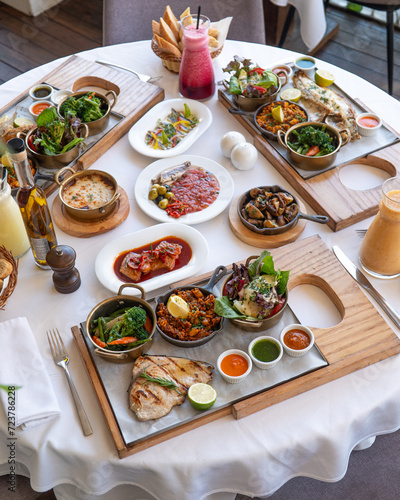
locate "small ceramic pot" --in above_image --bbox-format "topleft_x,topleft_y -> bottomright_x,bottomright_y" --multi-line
280,323 -> 314,358
55,166 -> 121,221
277,121 -> 350,171
217,349 -> 252,384
248,336 -> 283,370
356,113 -> 382,137
57,90 -> 118,135
85,284 -> 156,363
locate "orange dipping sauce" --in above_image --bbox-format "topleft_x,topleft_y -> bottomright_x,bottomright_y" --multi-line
358,116 -> 380,128
31,102 -> 51,115
220,353 -> 248,377
283,329 -> 310,350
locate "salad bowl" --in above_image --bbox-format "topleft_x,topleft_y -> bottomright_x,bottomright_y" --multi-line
58,90 -> 118,136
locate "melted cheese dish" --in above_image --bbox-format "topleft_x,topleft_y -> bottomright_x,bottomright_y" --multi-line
63,173 -> 115,210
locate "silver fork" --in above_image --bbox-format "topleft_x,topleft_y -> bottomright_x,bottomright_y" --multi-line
95,59 -> 162,83
47,329 -> 93,436
356,229 -> 367,237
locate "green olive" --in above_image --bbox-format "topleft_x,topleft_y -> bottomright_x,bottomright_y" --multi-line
157,185 -> 167,195
148,188 -> 158,200
164,192 -> 174,200
151,184 -> 160,191
158,198 -> 169,210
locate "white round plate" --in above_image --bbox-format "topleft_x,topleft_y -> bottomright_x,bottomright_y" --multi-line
128,98 -> 212,158
135,154 -> 234,225
95,223 -> 209,295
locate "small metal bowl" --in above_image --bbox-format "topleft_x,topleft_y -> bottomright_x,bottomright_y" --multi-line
55,166 -> 121,221
21,123 -> 89,170
238,185 -> 329,235
57,90 -> 117,136
154,265 -> 227,347
220,256 -> 289,332
85,284 -> 156,363
277,121 -> 350,171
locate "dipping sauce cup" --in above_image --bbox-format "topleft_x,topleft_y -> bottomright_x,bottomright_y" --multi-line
280,324 -> 314,357
248,336 -> 283,370
217,349 -> 252,384
356,112 -> 382,137
294,56 -> 316,74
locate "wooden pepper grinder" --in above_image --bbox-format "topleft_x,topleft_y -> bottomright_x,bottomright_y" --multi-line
46,245 -> 81,293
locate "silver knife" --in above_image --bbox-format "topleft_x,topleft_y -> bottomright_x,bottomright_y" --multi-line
333,245 -> 400,329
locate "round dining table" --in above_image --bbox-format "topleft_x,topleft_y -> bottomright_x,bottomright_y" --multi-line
1,39 -> 400,500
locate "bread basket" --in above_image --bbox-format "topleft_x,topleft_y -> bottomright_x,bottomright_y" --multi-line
151,38 -> 223,73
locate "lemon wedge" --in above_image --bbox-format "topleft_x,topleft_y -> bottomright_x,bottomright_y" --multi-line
280,88 -> 301,103
314,69 -> 335,87
271,105 -> 284,123
188,383 -> 217,411
1,153 -> 12,168
167,295 -> 190,318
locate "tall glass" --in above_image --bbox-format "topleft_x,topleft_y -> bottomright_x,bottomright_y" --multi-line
359,177 -> 400,278
179,14 -> 215,101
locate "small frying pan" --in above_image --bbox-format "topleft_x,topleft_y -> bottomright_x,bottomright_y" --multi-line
229,100 -> 309,141
238,185 -> 329,235
154,265 -> 227,347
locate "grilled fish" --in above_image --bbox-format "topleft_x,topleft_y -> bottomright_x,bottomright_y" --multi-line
128,355 -> 214,421
292,70 -> 361,141
151,161 -> 191,186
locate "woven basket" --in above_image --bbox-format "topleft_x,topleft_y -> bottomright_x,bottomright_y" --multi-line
0,246 -> 18,310
151,38 -> 223,74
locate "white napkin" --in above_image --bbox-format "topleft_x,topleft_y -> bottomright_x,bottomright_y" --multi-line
0,317 -> 61,430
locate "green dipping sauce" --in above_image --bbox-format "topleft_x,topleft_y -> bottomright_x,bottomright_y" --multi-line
251,339 -> 280,362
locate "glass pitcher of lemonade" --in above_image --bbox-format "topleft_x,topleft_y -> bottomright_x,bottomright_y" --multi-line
359,177 -> 400,278
0,167 -> 30,258
179,14 -> 215,100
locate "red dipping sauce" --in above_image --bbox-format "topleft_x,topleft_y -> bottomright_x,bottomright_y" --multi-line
283,329 -> 310,350
113,237 -> 192,284
358,116 -> 380,128
31,101 -> 51,115
220,353 -> 248,377
171,167 -> 219,214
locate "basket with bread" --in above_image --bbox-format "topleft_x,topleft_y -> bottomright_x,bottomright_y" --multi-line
151,5 -> 231,73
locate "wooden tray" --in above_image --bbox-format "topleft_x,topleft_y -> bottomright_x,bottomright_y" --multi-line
72,235 -> 400,457
0,55 -> 164,197
218,89 -> 400,232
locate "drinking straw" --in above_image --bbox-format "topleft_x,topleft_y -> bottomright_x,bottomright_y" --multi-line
196,6 -> 201,29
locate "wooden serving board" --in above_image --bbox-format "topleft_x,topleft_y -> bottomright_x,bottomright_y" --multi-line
219,90 -> 400,232
1,55 -> 164,197
72,235 -> 400,457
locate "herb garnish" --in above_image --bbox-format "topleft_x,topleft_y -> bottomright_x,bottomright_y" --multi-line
140,370 -> 181,394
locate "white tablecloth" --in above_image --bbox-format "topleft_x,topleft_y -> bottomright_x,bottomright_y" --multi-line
0,40 -> 400,500
270,0 -> 327,50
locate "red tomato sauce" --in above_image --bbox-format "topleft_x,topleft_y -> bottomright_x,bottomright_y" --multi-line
283,329 -> 310,350
113,237 -> 192,284
31,102 -> 51,115
220,353 -> 248,377
171,167 -> 219,214
358,116 -> 380,128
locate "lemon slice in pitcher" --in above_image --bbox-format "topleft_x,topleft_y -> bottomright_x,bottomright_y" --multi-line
188,383 -> 217,410
167,295 -> 190,319
280,88 -> 301,102
271,105 -> 284,123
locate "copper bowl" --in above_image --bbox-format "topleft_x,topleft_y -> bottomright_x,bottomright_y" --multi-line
19,124 -> 89,170
221,256 -> 289,332
55,166 -> 121,221
277,121 -> 350,171
85,284 -> 156,364
57,90 -> 117,136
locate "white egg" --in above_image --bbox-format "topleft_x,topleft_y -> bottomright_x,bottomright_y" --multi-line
220,131 -> 246,158
231,142 -> 258,170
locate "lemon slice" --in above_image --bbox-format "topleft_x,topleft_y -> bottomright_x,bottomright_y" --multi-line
188,383 -> 217,411
271,105 -> 284,123
167,295 -> 190,318
1,153 -> 12,168
280,88 -> 301,102
314,69 -> 335,87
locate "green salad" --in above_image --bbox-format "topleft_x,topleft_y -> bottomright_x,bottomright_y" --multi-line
59,91 -> 106,123
223,56 -> 279,98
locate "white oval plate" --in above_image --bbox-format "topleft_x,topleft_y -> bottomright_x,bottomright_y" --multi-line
95,223 -> 209,295
128,98 -> 212,158
135,154 -> 234,225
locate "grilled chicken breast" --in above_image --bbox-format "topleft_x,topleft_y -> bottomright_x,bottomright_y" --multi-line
292,70 -> 361,141
128,355 -> 214,421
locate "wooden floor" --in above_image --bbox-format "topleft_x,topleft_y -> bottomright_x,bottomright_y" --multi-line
0,1 -> 399,499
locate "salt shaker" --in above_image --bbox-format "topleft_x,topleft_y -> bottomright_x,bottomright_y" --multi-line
46,245 -> 81,293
